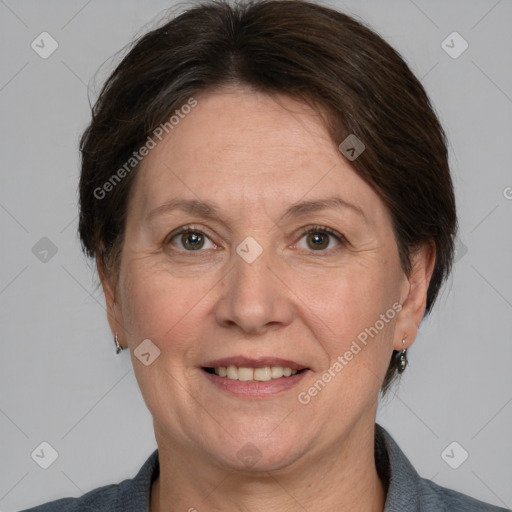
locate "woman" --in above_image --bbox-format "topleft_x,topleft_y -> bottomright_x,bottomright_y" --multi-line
22,0 -> 507,510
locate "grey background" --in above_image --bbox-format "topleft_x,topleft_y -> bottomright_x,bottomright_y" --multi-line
1,0 -> 511,510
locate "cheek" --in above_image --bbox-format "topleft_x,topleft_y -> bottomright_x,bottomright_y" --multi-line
294,260 -> 400,373
119,258 -> 211,354
298,262 -> 397,329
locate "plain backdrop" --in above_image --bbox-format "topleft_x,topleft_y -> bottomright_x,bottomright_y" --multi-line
1,0 -> 511,510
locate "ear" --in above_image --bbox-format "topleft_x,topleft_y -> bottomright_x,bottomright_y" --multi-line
96,255 -> 124,344
393,242 -> 436,351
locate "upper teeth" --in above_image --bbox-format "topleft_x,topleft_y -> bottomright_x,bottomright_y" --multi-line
214,365 -> 299,381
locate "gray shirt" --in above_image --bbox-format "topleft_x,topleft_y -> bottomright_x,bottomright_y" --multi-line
20,424 -> 509,511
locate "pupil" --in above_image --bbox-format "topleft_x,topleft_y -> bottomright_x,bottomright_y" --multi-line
183,232 -> 204,250
308,232 -> 328,250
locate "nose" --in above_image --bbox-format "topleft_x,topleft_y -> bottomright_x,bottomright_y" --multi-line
213,243 -> 294,335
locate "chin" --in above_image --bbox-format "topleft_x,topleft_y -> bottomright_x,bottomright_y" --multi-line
204,426 -> 313,474
214,444 -> 307,474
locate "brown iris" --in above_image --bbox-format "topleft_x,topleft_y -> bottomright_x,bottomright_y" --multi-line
181,232 -> 205,250
306,232 -> 329,250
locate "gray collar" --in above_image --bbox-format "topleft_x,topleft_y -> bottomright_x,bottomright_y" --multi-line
375,423 -> 425,510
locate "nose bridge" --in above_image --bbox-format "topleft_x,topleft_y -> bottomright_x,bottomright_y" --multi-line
234,236 -> 273,293
215,234 -> 293,333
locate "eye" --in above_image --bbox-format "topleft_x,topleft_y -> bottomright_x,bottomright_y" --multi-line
167,226 -> 217,251
295,225 -> 345,252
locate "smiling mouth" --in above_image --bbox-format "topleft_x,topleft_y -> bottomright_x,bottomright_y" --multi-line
202,365 -> 307,381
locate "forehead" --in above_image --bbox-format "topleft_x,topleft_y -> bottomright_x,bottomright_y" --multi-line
130,87 -> 385,222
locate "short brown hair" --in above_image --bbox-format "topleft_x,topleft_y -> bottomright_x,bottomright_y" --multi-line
78,0 -> 457,393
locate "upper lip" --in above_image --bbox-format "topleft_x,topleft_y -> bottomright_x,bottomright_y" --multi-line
202,357 -> 308,371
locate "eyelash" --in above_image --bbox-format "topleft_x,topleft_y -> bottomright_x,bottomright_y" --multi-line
166,224 -> 347,254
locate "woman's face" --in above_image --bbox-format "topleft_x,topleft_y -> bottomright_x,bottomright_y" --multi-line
103,87 -> 432,471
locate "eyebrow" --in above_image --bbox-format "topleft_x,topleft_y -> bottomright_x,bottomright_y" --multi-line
146,196 -> 367,223
281,197 -> 366,222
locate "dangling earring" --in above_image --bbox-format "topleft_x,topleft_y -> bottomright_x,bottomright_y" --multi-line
397,338 -> 408,373
114,332 -> 124,354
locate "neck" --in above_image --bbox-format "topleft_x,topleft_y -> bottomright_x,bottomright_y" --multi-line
150,420 -> 387,512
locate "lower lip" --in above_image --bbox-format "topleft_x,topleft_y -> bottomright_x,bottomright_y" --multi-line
202,369 -> 309,398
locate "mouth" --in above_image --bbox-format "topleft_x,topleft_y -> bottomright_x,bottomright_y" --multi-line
200,357 -> 310,397
202,365 -> 307,381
